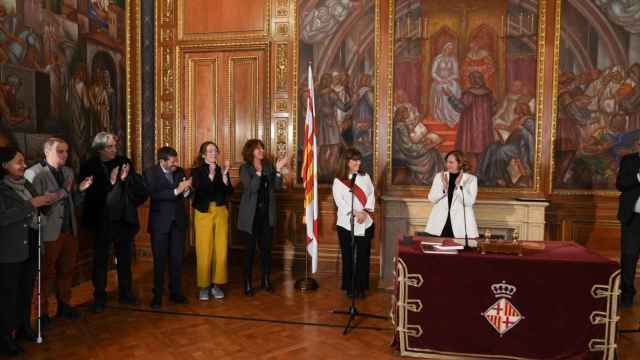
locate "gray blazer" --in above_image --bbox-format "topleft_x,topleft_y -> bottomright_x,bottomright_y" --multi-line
237,162 -> 283,234
25,163 -> 79,242
0,181 -> 37,263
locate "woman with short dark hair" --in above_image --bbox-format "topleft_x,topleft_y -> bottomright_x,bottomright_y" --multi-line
237,139 -> 288,296
191,141 -> 233,301
0,147 -> 59,356
332,148 -> 375,299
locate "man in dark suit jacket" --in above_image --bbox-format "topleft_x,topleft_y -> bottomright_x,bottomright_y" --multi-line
79,132 -> 148,313
616,147 -> 640,307
143,146 -> 191,309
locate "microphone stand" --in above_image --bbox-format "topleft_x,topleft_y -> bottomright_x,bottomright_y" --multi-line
36,214 -> 43,344
333,174 -> 387,335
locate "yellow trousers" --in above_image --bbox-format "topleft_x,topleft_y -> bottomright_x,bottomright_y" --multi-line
194,204 -> 229,288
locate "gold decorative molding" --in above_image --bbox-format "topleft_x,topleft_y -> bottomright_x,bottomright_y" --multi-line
160,27 -> 174,43
162,47 -> 174,97
275,99 -> 288,113
276,22 -> 290,36
275,117 -> 288,158
177,0 -> 271,41
162,0 -> 174,25
276,43 -> 288,93
276,0 -> 289,17
387,0 -> 548,194
186,58 -> 219,167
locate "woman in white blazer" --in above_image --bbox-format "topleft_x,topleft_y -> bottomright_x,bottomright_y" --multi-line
332,148 -> 375,299
425,151 -> 479,238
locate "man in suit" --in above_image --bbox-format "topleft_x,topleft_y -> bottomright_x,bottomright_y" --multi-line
616,140 -> 640,307
24,138 -> 93,324
79,132 -> 148,313
143,146 -> 191,309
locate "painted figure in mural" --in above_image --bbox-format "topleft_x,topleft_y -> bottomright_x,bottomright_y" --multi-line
393,104 -> 445,185
301,0 -> 354,43
460,40 -> 495,91
0,75 -> 29,126
89,68 -> 111,133
430,42 -> 461,128
621,64 -> 640,130
477,102 -> 535,186
446,71 -> 496,172
352,73 -> 374,172
104,69 -> 118,138
492,80 -> 531,131
316,73 -> 348,180
332,72 -> 351,135
45,51 -> 65,121
68,64 -> 92,163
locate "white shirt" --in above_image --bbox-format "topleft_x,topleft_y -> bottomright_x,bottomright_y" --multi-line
332,173 -> 375,236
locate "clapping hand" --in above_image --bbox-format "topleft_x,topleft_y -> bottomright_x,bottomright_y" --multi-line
79,176 -> 93,192
110,166 -> 120,185
31,192 -> 62,208
120,163 -> 130,181
455,170 -> 464,188
176,177 -> 192,194
275,153 -> 291,173
222,160 -> 230,184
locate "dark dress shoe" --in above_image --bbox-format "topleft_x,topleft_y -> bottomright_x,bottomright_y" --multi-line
58,302 -> 81,320
1,336 -> 23,356
118,294 -> 140,306
17,326 -> 38,342
92,300 -> 106,313
40,314 -> 54,329
170,294 -> 188,304
244,280 -> 254,297
261,276 -> 273,293
150,296 -> 162,309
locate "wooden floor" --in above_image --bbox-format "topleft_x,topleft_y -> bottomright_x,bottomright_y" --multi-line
8,261 -> 640,359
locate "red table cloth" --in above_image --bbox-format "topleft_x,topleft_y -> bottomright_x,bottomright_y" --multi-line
393,238 -> 620,360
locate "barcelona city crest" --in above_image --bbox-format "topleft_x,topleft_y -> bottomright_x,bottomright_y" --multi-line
481,281 -> 524,336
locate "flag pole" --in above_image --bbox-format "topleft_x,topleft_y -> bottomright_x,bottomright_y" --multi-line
295,215 -> 319,291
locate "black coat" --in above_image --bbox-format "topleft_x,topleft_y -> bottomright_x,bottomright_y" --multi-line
143,165 -> 188,234
0,180 -> 39,263
616,153 -> 640,227
190,164 -> 233,213
79,155 -> 148,230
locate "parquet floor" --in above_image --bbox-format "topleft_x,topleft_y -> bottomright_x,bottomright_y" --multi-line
5,261 -> 640,359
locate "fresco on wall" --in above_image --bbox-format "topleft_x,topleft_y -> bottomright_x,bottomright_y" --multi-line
0,0 -> 126,170
554,0 -> 640,191
297,0 -> 375,183
392,0 -> 541,188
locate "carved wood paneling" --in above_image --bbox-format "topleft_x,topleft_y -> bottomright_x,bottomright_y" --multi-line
178,0 -> 271,40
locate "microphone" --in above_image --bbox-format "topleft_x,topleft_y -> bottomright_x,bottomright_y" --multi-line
350,173 -> 357,189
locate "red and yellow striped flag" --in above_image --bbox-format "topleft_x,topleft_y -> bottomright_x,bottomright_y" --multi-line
302,63 -> 319,273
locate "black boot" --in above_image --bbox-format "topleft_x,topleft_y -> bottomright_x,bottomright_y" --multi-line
58,302 -> 81,320
0,336 -> 23,357
261,275 -> 273,293
16,326 -> 37,342
244,279 -> 254,297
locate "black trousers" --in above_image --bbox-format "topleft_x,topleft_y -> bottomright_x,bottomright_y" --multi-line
337,225 -> 374,293
241,210 -> 273,280
150,223 -> 185,297
92,221 -> 137,302
621,214 -> 640,301
0,231 -> 36,337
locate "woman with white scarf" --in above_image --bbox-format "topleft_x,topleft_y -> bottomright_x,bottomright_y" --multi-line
0,147 -> 59,356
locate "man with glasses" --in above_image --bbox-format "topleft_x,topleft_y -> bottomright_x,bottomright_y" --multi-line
79,132 -> 148,313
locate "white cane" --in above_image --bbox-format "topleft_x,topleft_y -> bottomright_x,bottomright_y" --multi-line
36,214 -> 43,344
